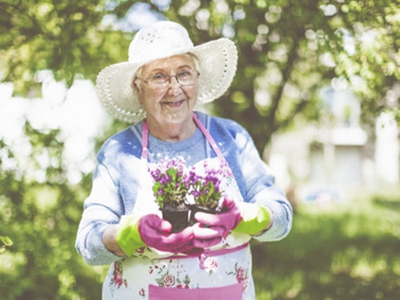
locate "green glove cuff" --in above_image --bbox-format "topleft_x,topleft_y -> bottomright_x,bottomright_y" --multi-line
116,215 -> 145,257
233,203 -> 271,236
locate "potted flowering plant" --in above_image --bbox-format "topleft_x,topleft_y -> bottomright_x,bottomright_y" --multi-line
149,158 -> 190,232
187,162 -> 227,225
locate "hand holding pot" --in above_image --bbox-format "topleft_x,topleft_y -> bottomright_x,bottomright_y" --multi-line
190,222 -> 227,248
193,198 -> 273,246
140,214 -> 196,253
116,214 -> 195,256
193,198 -> 242,244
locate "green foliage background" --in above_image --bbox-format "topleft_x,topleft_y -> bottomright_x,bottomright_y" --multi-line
252,191 -> 400,299
1,0 -> 400,299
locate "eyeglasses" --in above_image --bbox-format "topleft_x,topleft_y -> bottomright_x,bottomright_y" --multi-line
136,69 -> 200,90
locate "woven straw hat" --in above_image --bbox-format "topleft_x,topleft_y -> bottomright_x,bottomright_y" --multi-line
96,21 -> 238,123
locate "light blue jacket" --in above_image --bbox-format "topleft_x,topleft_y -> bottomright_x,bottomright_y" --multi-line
76,112 -> 293,265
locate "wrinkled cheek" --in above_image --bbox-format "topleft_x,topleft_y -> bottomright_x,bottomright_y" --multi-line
187,87 -> 199,107
142,91 -> 166,111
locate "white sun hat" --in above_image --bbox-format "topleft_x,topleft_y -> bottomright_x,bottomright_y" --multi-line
96,21 -> 238,123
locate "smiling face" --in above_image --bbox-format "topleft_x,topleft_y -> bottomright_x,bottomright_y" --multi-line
135,54 -> 199,141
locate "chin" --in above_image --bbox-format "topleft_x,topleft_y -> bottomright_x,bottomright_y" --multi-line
162,110 -> 192,123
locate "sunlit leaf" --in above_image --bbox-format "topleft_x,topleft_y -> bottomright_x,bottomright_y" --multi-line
0,236 -> 13,247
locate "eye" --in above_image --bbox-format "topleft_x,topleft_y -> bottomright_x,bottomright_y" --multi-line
151,73 -> 169,82
177,70 -> 192,79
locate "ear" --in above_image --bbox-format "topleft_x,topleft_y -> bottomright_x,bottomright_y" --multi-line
131,79 -> 140,93
132,81 -> 145,105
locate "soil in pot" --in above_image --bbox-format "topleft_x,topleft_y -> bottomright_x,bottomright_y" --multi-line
161,205 -> 189,233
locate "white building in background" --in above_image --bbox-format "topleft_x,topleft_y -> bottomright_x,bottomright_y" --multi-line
308,88 -> 368,189
375,112 -> 399,185
267,86 -> 399,204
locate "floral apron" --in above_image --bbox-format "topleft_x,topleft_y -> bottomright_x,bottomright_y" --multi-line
102,113 -> 255,300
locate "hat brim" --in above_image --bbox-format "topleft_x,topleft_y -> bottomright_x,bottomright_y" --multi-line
96,38 -> 237,123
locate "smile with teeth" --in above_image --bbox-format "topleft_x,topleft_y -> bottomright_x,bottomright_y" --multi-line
163,100 -> 185,107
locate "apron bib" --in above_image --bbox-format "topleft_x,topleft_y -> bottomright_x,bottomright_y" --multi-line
102,114 -> 255,300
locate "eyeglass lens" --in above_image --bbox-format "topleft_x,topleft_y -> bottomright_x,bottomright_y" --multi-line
148,70 -> 198,88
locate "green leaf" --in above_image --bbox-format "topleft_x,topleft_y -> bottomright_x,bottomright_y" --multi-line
0,236 -> 13,247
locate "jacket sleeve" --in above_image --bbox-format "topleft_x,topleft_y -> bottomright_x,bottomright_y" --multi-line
75,125 -> 144,266
75,158 -> 125,266
232,123 -> 293,242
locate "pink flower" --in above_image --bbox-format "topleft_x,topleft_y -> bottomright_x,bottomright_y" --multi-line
204,257 -> 218,272
136,247 -> 145,254
113,267 -> 124,287
236,267 -> 246,282
163,275 -> 176,287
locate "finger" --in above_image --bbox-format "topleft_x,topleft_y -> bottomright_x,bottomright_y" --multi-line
193,224 -> 224,239
193,237 -> 222,248
194,212 -> 220,225
175,240 -> 204,254
158,219 -> 173,233
191,224 -> 224,248
195,212 -> 230,226
182,247 -> 205,255
144,214 -> 172,233
163,226 -> 194,244
220,197 -> 236,210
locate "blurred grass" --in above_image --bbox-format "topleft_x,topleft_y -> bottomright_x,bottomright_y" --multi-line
252,188 -> 400,300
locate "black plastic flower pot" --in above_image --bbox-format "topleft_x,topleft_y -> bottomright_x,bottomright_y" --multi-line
188,205 -> 219,226
161,208 -> 189,233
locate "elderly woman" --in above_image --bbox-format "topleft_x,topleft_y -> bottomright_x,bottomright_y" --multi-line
76,21 -> 292,300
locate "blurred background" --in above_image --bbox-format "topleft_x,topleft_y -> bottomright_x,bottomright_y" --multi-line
1,0 -> 399,299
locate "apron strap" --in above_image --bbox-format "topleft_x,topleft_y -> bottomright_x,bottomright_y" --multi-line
142,120 -> 149,160
192,113 -> 228,165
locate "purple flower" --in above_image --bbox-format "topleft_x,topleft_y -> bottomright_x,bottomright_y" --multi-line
149,157 -> 231,210
149,158 -> 190,209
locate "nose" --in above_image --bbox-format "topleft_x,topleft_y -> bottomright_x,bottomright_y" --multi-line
167,76 -> 182,95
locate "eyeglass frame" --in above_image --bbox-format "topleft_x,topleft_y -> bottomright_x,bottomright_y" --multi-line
135,69 -> 200,90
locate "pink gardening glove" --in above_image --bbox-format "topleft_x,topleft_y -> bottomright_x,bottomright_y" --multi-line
138,214 -> 196,253
191,222 -> 226,248
192,198 -> 243,248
